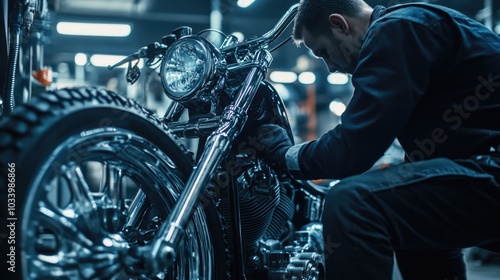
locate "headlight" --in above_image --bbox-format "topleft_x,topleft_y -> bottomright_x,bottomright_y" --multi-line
160,37 -> 225,103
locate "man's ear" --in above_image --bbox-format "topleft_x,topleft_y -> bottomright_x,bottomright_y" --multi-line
328,14 -> 349,35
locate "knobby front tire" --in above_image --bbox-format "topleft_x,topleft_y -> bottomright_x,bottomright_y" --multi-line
0,87 -> 227,279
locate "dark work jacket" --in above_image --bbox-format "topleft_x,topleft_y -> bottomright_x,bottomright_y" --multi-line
296,3 -> 500,179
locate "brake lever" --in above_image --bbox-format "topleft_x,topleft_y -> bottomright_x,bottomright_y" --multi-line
107,52 -> 140,70
107,42 -> 169,70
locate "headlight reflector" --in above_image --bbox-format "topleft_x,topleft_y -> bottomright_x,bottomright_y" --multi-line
161,37 -> 212,102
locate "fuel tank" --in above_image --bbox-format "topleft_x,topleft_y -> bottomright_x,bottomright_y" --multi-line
239,80 -> 294,144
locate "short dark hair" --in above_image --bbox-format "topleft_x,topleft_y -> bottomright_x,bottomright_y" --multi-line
292,0 -> 366,43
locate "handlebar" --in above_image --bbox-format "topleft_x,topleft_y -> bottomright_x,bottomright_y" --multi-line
221,3 -> 299,52
108,42 -> 168,70
107,4 -> 299,70
107,53 -> 140,70
259,3 -> 300,47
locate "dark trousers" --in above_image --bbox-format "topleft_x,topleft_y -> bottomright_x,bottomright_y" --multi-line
322,156 -> 500,279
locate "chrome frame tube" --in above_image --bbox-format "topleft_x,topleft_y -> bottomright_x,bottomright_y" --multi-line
168,117 -> 221,138
146,49 -> 273,273
162,101 -> 184,122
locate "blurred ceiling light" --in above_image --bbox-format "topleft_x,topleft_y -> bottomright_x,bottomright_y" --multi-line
90,54 -> 143,68
57,22 -> 131,37
327,72 -> 349,85
270,71 -> 297,84
74,53 -> 87,66
237,0 -> 255,8
329,100 -> 346,116
272,83 -> 291,100
298,72 -> 316,84
295,55 -> 312,71
231,32 -> 245,42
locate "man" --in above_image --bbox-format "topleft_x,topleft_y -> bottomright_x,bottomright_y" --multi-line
256,0 -> 500,279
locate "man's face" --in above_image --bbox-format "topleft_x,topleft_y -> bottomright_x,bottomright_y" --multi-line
301,25 -> 359,74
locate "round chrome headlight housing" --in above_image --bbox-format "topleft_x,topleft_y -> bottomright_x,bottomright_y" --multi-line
160,36 -> 225,103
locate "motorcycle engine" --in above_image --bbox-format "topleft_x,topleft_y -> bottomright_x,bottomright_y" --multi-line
216,159 -> 325,279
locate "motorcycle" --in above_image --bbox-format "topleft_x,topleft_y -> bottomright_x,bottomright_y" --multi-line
0,3 -> 329,279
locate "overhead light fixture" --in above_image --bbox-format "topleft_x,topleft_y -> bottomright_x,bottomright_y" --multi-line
327,72 -> 349,85
57,22 -> 132,37
271,83 -> 291,100
269,71 -> 297,84
329,100 -> 346,116
231,32 -> 245,42
90,54 -> 143,68
237,0 -> 255,8
298,72 -> 316,84
74,53 -> 88,66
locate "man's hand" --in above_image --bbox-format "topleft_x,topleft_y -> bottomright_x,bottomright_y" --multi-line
253,124 -> 293,167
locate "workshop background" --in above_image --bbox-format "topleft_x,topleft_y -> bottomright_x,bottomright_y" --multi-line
1,0 -> 500,279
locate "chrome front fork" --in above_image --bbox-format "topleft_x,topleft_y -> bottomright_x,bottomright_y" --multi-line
142,49 -> 273,274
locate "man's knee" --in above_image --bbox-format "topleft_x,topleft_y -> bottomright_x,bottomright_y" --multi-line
323,179 -> 368,213
322,180 -> 368,233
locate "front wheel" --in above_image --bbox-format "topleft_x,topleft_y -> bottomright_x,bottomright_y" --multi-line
0,87 -> 227,279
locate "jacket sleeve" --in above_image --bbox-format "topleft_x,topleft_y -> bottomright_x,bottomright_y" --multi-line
292,18 -> 451,180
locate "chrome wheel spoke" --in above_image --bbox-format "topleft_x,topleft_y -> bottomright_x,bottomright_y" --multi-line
101,162 -> 124,206
62,165 -> 102,230
30,258 -> 80,280
98,162 -> 127,232
23,128 -> 216,279
123,189 -> 149,229
63,165 -> 98,211
36,201 -> 94,248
